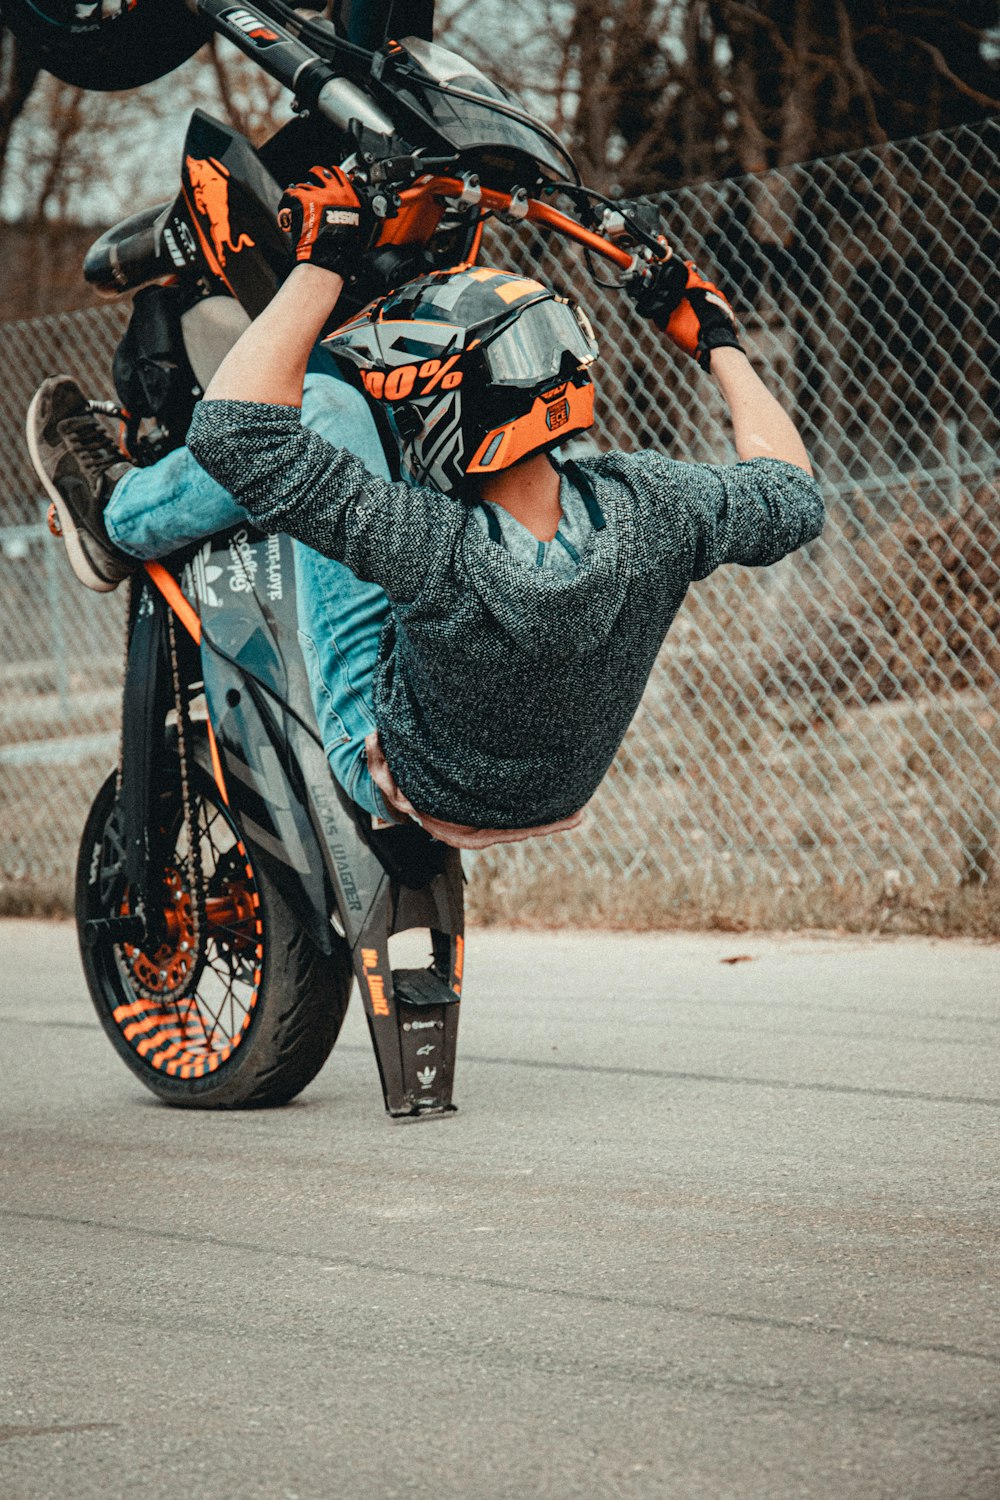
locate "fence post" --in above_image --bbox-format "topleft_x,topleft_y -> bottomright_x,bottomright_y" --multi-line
41,507 -> 70,718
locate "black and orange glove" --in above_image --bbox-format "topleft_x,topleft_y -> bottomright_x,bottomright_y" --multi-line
624,248 -> 743,370
621,237 -> 689,326
277,165 -> 373,278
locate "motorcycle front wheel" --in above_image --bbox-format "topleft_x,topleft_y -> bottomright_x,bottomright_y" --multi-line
1,0 -> 210,91
77,765 -> 352,1108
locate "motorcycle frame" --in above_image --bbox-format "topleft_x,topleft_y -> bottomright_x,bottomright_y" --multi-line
91,143 -> 635,1121
112,544 -> 465,1118
66,0 -> 649,1119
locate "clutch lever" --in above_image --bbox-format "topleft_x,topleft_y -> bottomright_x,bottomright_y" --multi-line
366,153 -> 460,187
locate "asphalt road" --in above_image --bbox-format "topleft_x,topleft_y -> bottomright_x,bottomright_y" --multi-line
1,920 -> 997,1500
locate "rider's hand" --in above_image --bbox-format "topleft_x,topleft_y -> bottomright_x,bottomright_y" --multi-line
625,250 -> 744,370
277,165 -> 373,278
621,238 -> 689,326
666,262 -> 743,370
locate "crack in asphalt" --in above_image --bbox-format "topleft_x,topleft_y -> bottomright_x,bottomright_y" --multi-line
2,1016 -> 995,1106
0,1017 -> 98,1030
0,1422 -> 118,1444
360,1047 -> 1000,1110
4,1207 -> 998,1370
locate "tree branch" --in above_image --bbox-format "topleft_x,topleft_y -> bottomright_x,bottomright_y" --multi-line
28,84 -> 86,224
860,25 -> 1000,111
716,0 -> 795,64
832,0 -> 886,147
207,37 -> 253,138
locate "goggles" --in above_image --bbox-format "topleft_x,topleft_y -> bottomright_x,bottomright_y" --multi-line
480,298 -> 598,387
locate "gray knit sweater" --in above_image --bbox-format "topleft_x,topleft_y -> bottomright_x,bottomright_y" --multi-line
186,400 -> 824,828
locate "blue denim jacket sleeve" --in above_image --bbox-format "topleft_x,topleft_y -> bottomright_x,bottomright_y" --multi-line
186,398 -> 463,604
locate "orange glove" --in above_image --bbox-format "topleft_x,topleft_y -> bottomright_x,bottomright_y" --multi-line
664,261 -> 743,370
277,165 -> 373,278
624,247 -> 743,370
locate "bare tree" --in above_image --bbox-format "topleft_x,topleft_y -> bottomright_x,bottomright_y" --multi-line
443,0 -> 1000,191
2,0 -> 997,316
0,34 -> 292,316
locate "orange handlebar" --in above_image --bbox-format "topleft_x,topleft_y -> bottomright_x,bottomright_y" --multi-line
396,176 -> 635,271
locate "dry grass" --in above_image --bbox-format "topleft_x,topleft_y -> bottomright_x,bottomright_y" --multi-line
466,866 -> 1000,938
6,865 -> 998,939
0,878 -> 73,919
767,484 -> 1000,705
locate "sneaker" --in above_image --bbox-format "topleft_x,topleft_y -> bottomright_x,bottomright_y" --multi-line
26,376 -> 136,593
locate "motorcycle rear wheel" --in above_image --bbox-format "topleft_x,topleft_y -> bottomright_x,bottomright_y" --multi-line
77,765 -> 352,1108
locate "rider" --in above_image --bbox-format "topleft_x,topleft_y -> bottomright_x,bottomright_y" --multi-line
27,167 -> 824,847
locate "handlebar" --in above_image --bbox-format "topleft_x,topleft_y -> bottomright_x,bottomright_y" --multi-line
397,177 -> 635,271
192,0 -> 641,280
194,0 -> 394,139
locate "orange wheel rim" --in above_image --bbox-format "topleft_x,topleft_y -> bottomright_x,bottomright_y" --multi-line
112,803 -> 264,1080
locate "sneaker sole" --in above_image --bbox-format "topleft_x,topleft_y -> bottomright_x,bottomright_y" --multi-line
26,386 -> 120,594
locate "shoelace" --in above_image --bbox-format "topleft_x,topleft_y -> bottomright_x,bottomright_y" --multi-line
60,413 -> 121,482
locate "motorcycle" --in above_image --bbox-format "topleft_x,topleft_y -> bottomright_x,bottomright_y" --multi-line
3,0 -> 660,1116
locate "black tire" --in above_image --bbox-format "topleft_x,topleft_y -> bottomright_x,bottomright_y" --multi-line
2,0 -> 210,91
77,765 -> 353,1108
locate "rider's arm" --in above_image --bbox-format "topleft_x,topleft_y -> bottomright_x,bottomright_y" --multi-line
620,246 -> 821,575
203,263 -> 343,408
624,246 -> 812,474
193,256 -> 467,602
205,163 -> 371,406
192,164 -> 470,604
601,445 -> 823,583
651,346 -> 821,578
187,388 -> 463,606
708,346 -> 812,475
598,346 -> 822,578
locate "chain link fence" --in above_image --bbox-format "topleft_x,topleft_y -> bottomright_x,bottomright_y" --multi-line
1,120 -> 998,929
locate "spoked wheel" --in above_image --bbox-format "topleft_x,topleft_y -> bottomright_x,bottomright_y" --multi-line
77,764 -> 352,1108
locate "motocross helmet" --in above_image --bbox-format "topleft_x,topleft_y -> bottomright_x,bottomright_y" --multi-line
323,266 -> 599,493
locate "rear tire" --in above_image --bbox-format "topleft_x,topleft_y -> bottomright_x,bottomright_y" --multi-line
77,766 -> 352,1108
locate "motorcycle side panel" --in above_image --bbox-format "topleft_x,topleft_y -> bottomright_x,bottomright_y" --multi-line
175,529 -> 466,1115
178,111 -> 292,319
118,578 -> 171,899
199,647 -> 334,955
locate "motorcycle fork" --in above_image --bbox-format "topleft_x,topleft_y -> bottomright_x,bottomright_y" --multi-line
109,560 -> 467,1119
83,580 -> 190,951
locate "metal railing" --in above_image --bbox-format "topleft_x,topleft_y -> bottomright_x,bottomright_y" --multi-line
1,120 -> 997,921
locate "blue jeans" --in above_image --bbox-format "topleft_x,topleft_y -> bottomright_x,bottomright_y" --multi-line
106,362 -> 393,819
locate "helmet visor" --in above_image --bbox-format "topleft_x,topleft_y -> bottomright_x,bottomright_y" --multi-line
481,299 -> 598,387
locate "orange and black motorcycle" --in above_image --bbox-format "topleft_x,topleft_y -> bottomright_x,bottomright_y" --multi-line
2,0 -> 659,1116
